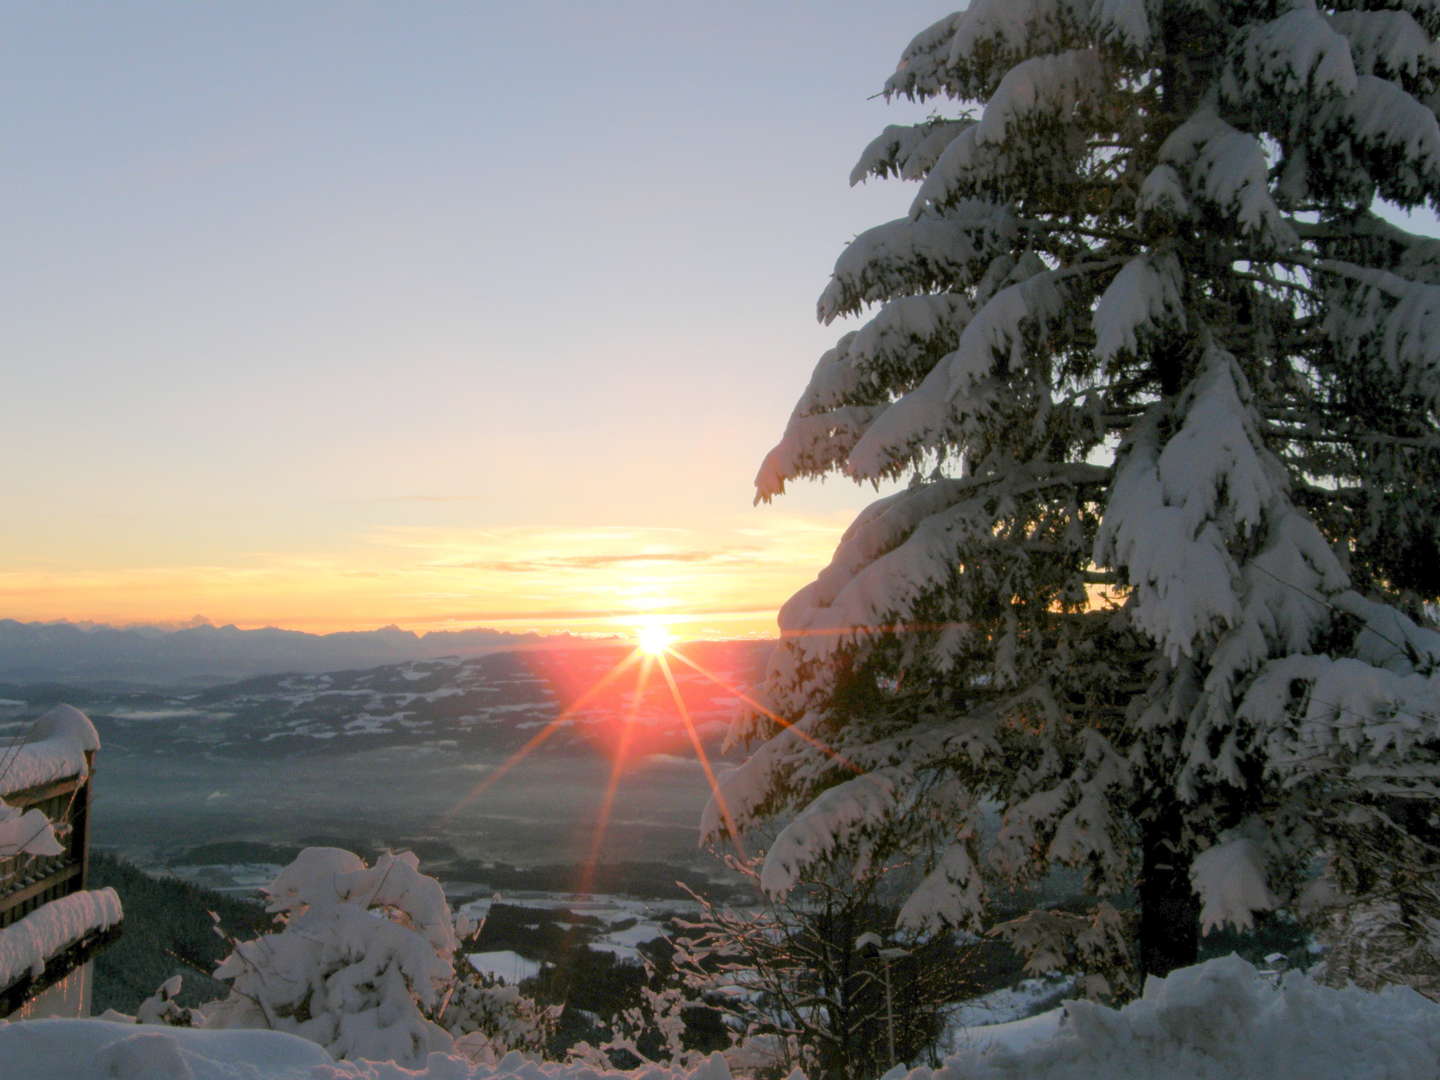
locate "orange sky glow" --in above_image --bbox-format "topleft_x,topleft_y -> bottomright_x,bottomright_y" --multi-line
0,3 -> 961,645
0,511 -> 858,641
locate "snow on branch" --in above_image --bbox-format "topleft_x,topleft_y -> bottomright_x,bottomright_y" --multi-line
775,464 -> 1106,672
1090,0 -> 1153,52
851,119 -> 975,185
1333,590 -> 1440,674
1092,252 -> 1186,362
897,836 -> 985,933
1159,111 -> 1297,249
1244,653 -> 1440,795
1327,9 -> 1440,83
842,364 -> 953,481
1136,164 -> 1191,222
263,847 -> 456,959
1204,506 -> 1349,703
1313,74 -> 1440,207
886,0 -> 1089,102
884,10 -> 965,101
754,406 -> 882,503
842,293 -> 975,383
1319,261 -> 1440,410
759,769 -> 902,897
1097,349 -> 1292,662
973,50 -> 1107,147
207,848 -> 457,1066
1223,9 -> 1358,104
845,260 -> 1103,480
818,206 -> 1018,322
912,51 -> 1107,211
703,715 -> 832,843
756,294 -> 981,500
1190,833 -> 1280,934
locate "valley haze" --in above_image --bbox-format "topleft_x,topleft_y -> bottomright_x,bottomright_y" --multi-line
0,630 -> 771,879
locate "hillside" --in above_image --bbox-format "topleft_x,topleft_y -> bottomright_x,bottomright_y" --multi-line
88,852 -> 272,1014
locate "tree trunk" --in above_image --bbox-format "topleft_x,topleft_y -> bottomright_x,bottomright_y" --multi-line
1138,804 -> 1201,979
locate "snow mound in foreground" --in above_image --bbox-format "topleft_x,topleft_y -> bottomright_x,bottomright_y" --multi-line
0,1019 -> 332,1080
3,956 -> 1439,1079
934,953 -> 1440,1080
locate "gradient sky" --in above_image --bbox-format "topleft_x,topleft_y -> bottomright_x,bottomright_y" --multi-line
2,1 -> 963,639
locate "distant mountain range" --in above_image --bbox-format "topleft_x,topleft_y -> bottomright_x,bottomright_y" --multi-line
0,618 -> 596,685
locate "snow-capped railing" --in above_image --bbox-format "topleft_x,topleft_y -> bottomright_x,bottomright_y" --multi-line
0,706 -> 102,932
0,887 -> 121,1017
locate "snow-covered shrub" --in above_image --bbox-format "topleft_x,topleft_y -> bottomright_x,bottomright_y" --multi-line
671,849 -> 967,1080
565,965 -> 729,1074
722,0 -> 1440,994
204,847 -> 457,1066
136,974 -> 198,1027
442,972 -> 559,1065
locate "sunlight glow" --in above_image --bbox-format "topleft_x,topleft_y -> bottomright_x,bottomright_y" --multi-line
635,622 -> 674,656
441,633 -> 865,894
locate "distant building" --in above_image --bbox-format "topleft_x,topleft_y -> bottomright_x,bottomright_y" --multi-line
0,705 -> 122,1018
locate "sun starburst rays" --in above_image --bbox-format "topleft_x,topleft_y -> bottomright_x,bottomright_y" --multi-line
442,649 -> 643,822
444,624 -> 868,891
654,651 -> 748,862
576,653 -> 654,895
663,647 -> 861,775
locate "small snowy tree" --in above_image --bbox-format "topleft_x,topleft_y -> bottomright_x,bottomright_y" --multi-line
719,0 -> 1440,989
442,972 -> 559,1065
136,975 -> 198,1027
673,841 -> 968,1079
204,847 -> 457,1066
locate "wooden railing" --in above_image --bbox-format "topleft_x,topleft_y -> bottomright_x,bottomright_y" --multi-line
0,764 -> 92,930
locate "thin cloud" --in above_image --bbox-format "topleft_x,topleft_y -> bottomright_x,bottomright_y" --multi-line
395,603 -> 778,624
460,550 -> 738,573
369,495 -> 491,503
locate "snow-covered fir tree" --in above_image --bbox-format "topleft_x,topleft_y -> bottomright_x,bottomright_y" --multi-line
205,848 -> 457,1065
713,0 -> 1440,991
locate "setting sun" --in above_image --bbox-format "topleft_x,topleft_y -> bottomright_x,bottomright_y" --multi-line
635,622 -> 674,656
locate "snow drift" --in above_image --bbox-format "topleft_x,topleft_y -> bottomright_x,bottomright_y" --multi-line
3,956 -> 1439,1078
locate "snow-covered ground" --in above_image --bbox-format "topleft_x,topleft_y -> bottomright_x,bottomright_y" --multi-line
164,862 -> 287,895
4,957 -> 1439,1079
936,974 -> 1073,1056
468,951 -> 543,983
156,867 -> 699,970
457,891 -> 697,968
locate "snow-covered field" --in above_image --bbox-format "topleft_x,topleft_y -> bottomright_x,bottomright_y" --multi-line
936,974 -> 1074,1056
5,956 -> 1439,1079
468,951 -> 544,983
456,891 -> 698,969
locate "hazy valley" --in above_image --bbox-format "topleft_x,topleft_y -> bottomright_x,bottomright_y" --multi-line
0,640 -> 771,877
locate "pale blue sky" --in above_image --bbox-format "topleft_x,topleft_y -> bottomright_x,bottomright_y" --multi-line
2,2 -> 960,632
